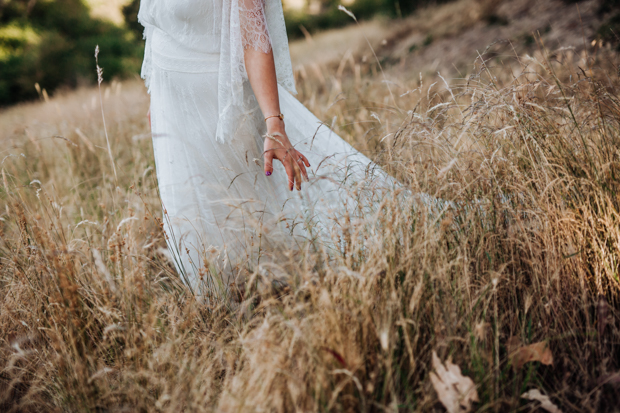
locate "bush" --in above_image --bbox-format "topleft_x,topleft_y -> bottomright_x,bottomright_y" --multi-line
0,0 -> 142,106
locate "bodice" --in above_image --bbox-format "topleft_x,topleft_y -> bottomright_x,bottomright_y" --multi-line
140,0 -> 223,57
138,0 -> 297,142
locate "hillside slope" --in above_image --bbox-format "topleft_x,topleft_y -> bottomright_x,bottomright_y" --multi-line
290,0 -> 606,80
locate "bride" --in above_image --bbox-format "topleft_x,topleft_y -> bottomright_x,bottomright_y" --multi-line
138,0 -> 389,296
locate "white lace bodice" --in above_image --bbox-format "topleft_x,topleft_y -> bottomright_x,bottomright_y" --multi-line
138,0 -> 296,143
139,0 -> 222,55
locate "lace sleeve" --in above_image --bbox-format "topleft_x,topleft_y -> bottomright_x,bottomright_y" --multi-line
239,0 -> 272,53
137,0 -> 155,93
217,0 -> 296,143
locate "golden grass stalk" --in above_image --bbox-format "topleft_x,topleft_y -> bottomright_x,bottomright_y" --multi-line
1,40 -> 619,411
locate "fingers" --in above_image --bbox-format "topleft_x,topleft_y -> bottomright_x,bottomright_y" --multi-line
284,151 -> 304,190
298,152 -> 311,168
295,156 -> 308,182
292,161 -> 302,191
283,154 -> 304,191
283,159 -> 296,191
264,150 -> 274,177
294,151 -> 310,181
271,147 -> 310,191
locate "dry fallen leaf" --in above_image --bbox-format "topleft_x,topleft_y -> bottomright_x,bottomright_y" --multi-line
507,337 -> 553,369
521,389 -> 562,413
429,351 -> 479,413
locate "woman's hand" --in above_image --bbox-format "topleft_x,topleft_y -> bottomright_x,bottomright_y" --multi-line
242,32 -> 310,190
263,120 -> 310,191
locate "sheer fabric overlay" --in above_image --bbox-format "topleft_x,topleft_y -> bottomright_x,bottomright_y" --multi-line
239,0 -> 272,53
138,0 -> 394,296
219,0 -> 296,143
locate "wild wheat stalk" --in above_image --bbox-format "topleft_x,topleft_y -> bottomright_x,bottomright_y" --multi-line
95,45 -> 118,182
1,29 -> 619,412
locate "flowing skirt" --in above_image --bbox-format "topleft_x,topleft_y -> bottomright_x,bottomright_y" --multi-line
149,46 -> 390,295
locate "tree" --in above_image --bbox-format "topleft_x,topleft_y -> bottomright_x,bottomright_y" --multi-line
0,0 -> 142,105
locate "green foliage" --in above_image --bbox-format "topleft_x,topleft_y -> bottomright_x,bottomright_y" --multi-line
598,0 -> 620,47
0,0 -> 461,105
0,0 -> 142,106
485,14 -> 509,26
122,0 -> 143,42
284,0 -> 455,39
598,0 -> 620,14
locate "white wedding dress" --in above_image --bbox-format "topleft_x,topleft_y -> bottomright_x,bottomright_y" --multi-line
138,0 -> 392,295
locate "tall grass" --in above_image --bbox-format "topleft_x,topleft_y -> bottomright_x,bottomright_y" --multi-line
1,40 -> 619,411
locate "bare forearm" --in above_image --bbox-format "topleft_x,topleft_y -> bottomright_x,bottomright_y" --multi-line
243,48 -> 283,131
244,46 -> 309,190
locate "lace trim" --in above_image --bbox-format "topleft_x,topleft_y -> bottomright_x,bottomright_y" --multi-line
239,0 -> 272,53
138,1 -> 154,94
139,26 -> 153,93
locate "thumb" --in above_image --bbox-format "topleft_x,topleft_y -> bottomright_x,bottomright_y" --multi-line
264,151 -> 274,177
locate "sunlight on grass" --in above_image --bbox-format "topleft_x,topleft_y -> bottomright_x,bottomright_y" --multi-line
1,20 -> 619,413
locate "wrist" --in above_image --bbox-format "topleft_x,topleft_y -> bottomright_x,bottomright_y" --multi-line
266,117 -> 285,132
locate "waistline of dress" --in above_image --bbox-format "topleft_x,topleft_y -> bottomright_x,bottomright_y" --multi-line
150,27 -> 220,74
152,49 -> 220,73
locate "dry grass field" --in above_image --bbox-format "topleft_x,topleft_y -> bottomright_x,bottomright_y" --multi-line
2,0 -> 620,411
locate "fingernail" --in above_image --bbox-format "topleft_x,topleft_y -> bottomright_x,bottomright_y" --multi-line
266,171 -> 271,176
